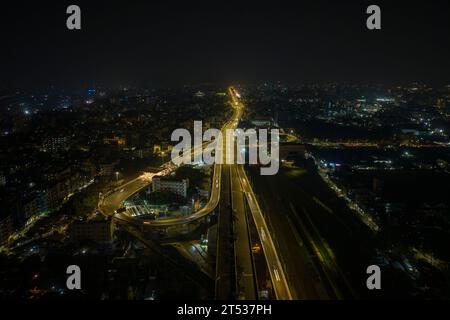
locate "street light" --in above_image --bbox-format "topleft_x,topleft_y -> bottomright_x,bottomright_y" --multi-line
115,171 -> 119,182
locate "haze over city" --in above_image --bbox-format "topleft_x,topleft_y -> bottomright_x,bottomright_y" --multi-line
1,0 -> 450,89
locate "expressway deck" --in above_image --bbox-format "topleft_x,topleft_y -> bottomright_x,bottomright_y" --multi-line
215,165 -> 236,300
231,165 -> 257,300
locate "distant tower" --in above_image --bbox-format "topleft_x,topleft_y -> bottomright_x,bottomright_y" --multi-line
436,98 -> 446,109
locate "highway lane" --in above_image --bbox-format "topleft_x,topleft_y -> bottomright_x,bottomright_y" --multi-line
230,164 -> 257,300
227,89 -> 293,300
100,175 -> 154,215
245,167 -> 338,299
229,88 -> 359,300
215,91 -> 245,299
246,162 -> 362,299
235,165 -> 293,300
215,165 -> 234,300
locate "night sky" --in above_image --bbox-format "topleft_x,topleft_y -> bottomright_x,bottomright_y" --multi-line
1,0 -> 449,89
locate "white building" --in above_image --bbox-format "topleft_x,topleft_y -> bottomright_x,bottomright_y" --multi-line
152,177 -> 189,198
251,116 -> 273,128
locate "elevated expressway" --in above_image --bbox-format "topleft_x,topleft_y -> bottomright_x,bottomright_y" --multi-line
99,87 -> 242,232
99,87 -> 293,300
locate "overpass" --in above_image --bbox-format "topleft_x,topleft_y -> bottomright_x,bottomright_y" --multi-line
99,87 -> 242,230
99,87 -> 293,300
